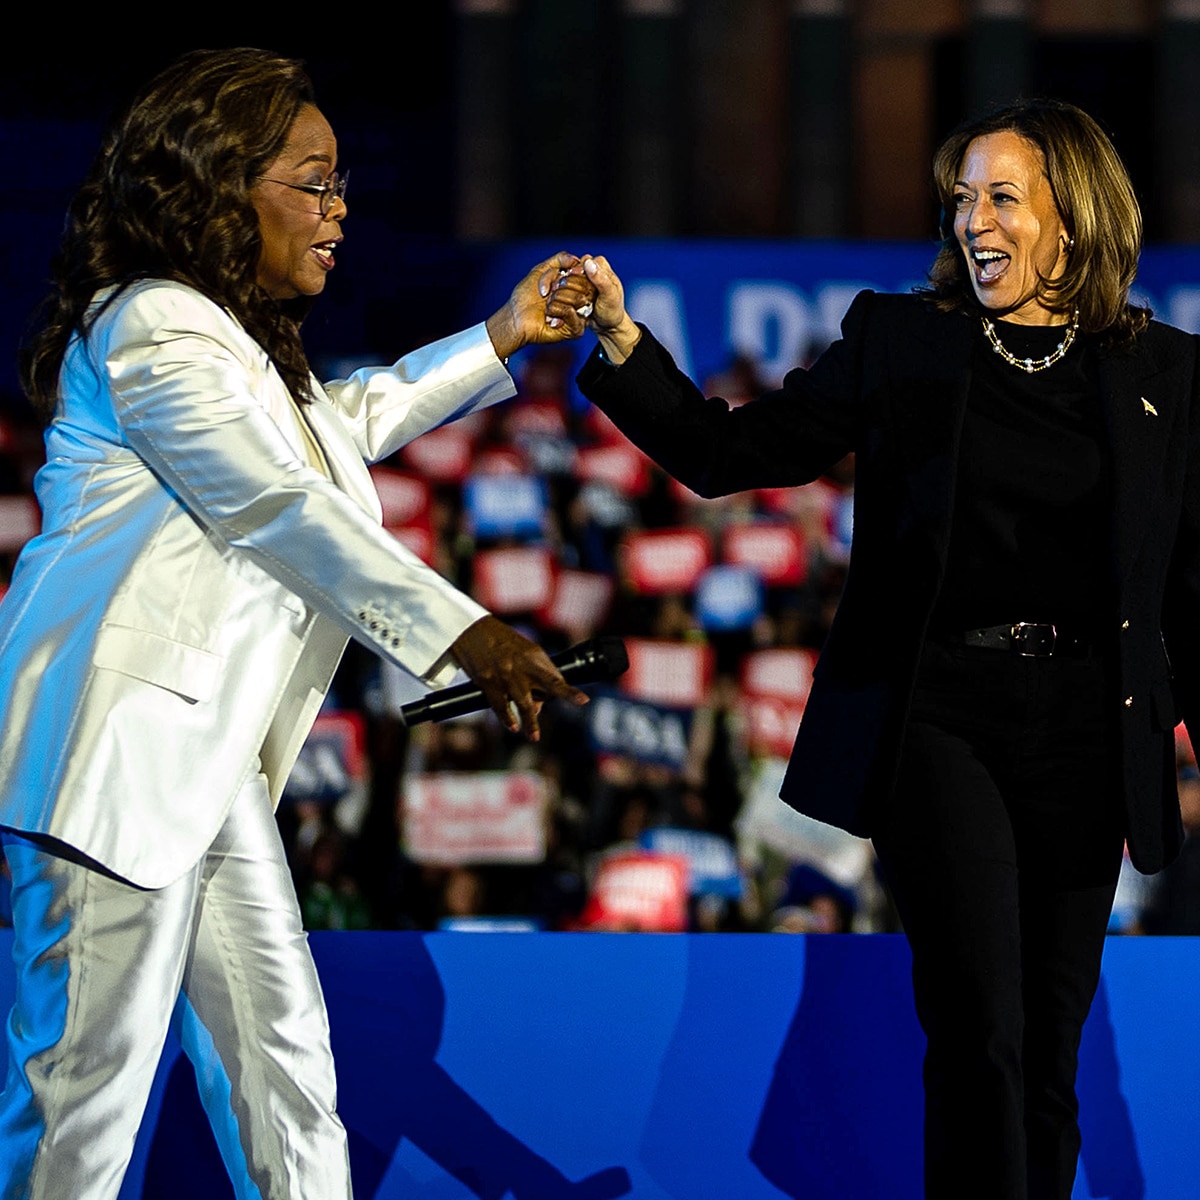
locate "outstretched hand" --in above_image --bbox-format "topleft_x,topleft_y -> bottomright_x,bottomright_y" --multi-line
449,615 -> 588,741
486,252 -> 597,360
581,256 -> 642,364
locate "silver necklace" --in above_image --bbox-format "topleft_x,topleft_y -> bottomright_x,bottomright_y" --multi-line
981,308 -> 1079,374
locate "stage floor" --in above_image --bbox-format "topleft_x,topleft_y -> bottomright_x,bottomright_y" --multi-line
0,931 -> 1188,1199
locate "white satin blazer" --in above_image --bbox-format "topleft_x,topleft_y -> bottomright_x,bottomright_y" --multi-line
0,280 -> 515,887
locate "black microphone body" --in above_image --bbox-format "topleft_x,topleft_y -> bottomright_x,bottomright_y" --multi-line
399,636 -> 629,727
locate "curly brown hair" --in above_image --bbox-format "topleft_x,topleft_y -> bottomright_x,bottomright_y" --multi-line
924,98 -> 1149,345
22,47 -> 320,422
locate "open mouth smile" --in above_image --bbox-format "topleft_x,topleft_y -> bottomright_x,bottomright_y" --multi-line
971,247 -> 1010,284
311,239 -> 341,269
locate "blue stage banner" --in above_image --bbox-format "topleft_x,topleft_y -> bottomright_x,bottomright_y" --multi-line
0,931 -> 1186,1200
471,240 -> 1200,410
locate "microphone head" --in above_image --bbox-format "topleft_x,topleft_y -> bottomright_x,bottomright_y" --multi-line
552,636 -> 628,684
588,636 -> 629,678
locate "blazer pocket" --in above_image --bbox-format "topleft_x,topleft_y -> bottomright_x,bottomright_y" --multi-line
92,623 -> 223,704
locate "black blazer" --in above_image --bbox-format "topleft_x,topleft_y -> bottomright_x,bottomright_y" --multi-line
578,291 -> 1200,873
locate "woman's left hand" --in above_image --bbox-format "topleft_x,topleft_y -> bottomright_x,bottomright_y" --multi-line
486,252 -> 596,359
449,615 -> 589,741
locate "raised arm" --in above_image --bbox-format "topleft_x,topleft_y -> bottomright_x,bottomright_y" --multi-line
575,258 -> 870,497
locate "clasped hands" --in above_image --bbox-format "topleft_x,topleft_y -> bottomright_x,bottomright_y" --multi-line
486,252 -> 641,364
469,252 -> 641,740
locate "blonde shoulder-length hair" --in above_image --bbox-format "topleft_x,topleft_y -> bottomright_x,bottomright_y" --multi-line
925,98 -> 1149,345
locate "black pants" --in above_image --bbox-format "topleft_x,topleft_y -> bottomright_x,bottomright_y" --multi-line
873,638 -> 1125,1200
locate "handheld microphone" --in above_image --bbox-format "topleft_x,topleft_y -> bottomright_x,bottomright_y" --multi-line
399,636 -> 629,727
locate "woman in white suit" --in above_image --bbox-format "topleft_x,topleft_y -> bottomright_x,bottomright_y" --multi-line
0,48 -> 594,1200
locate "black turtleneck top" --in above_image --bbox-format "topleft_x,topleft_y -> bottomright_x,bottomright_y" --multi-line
930,316 -> 1112,636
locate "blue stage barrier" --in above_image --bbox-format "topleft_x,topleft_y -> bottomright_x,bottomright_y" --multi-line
0,930 -> 1194,1199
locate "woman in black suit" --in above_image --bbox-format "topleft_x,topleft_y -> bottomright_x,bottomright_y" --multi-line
573,100 -> 1199,1200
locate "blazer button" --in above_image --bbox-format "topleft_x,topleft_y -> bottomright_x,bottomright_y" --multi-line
1124,696 -> 1134,708
1121,620 -> 1130,630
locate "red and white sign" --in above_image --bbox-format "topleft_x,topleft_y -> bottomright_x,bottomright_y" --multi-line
623,639 -> 714,708
403,771 -> 548,865
0,496 -> 40,553
472,546 -> 555,613
472,447 -> 524,476
740,648 -> 816,701
739,649 -> 815,759
503,400 -> 567,439
371,468 -> 435,566
540,569 -> 614,637
742,695 -> 807,759
400,425 -> 475,484
620,528 -> 712,595
723,522 -> 807,586
578,850 -> 689,931
370,468 -> 431,527
575,444 -> 652,497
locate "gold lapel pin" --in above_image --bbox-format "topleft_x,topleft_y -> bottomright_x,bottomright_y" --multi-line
1142,397 -> 1158,417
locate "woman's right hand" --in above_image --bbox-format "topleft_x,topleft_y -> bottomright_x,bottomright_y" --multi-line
582,256 -> 642,365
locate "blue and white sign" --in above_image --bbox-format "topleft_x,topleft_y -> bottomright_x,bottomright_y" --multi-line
587,689 -> 693,770
695,565 -> 764,632
464,474 -> 548,540
640,827 -> 745,898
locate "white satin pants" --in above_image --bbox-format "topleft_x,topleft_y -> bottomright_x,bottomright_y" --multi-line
0,774 -> 353,1200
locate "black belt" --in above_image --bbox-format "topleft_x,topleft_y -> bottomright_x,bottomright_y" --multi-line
952,622 -> 1095,658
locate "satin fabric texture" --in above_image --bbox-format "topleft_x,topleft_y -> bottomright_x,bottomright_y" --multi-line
0,280 -> 514,888
0,774 -> 352,1200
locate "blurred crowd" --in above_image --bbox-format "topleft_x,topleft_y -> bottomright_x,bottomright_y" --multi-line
1,341 -> 1197,936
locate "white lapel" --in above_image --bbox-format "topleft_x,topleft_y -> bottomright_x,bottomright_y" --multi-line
302,387 -> 385,523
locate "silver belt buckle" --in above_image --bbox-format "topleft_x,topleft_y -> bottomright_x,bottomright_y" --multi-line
1011,622 -> 1056,656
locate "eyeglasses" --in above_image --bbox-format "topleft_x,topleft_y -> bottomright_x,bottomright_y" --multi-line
255,170 -> 349,217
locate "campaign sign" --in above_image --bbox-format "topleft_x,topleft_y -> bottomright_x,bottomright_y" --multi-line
742,694 -> 808,760
578,850 -> 690,932
620,528 -> 713,595
503,399 -> 567,439
464,474 -> 548,540
723,521 -> 807,586
472,447 -> 524,476
694,565 -> 764,632
588,689 -> 693,770
622,639 -> 714,708
403,771 -> 548,866
283,711 -> 366,805
400,424 -> 475,484
539,569 -> 614,637
472,547 -> 555,613
575,443 -> 652,497
741,648 -> 817,701
640,827 -> 744,899
369,468 -> 431,528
